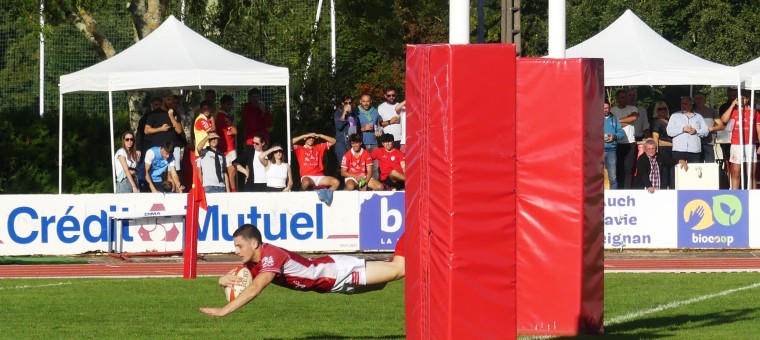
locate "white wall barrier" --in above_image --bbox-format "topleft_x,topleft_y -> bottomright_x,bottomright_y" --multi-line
0,190 -> 757,255
0,192 -> 406,256
605,190 -> 757,249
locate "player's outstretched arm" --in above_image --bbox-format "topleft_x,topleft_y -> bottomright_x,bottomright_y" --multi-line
200,271 -> 276,317
364,255 -> 405,285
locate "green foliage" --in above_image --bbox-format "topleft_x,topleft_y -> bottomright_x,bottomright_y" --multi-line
6,0 -> 760,192
0,110 -> 58,193
0,104 -> 132,194
536,0 -> 760,65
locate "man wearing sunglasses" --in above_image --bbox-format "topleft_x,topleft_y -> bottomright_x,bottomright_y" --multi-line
334,95 -> 358,173
378,87 -> 402,150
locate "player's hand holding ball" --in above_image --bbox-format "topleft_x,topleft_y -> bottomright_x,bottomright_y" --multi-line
221,266 -> 252,302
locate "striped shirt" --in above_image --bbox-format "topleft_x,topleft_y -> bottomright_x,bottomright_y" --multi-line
648,156 -> 661,189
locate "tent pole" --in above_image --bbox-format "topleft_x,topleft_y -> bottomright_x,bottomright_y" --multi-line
58,93 -> 63,194
39,0 -> 45,117
286,85 -> 292,163
303,0 -> 324,92
738,82 -> 745,190
330,0 -> 336,75
751,89 -> 756,189
109,91 -> 117,193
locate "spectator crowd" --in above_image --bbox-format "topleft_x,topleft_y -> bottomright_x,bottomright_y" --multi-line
114,87 -> 406,194
113,85 -> 760,194
603,88 -> 760,192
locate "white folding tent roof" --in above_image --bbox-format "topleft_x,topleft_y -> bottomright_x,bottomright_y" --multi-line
737,58 -> 760,89
58,16 -> 291,193
566,10 -> 739,86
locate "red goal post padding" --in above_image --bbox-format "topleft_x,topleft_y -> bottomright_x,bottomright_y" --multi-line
404,44 -> 518,340
515,58 -> 605,336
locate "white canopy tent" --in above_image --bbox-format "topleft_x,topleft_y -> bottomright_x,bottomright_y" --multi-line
566,10 -> 753,189
738,58 -> 760,90
566,10 -> 739,87
58,16 -> 291,194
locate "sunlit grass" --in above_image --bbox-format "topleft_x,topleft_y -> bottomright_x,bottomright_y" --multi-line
2,273 -> 759,339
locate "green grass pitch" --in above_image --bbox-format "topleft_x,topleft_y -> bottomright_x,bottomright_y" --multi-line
1,273 -> 759,339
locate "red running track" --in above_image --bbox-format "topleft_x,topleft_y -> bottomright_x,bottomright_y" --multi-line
604,258 -> 760,272
2,258 -> 760,278
0,262 -> 237,278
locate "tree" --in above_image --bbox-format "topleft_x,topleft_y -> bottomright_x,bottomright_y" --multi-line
48,0 -> 174,134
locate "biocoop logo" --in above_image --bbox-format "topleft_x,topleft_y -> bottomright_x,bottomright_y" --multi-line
677,191 -> 748,248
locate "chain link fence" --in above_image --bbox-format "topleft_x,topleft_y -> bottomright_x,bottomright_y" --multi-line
0,1 -> 335,193
1,0 -> 327,121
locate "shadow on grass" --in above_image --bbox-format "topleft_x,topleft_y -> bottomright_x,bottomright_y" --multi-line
263,334 -> 404,340
551,308 -> 758,339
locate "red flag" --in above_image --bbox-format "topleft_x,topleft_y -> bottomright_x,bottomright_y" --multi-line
192,167 -> 208,211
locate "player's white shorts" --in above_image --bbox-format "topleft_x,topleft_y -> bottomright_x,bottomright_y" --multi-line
301,175 -> 326,186
729,144 -> 759,164
344,176 -> 362,184
329,255 -> 366,294
225,150 -> 237,166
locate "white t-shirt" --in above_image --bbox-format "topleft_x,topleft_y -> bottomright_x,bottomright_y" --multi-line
611,105 -> 638,144
199,148 -> 226,187
114,148 -> 137,182
399,106 -> 406,145
378,102 -> 402,141
144,148 -> 176,167
253,150 -> 267,184
265,163 -> 289,188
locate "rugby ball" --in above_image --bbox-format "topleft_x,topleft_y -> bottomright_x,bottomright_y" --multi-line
224,266 -> 252,302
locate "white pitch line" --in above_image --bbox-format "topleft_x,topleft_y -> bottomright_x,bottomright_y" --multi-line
607,281 -> 760,326
0,282 -> 72,290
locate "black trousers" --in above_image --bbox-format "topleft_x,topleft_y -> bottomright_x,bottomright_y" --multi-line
616,143 -> 635,189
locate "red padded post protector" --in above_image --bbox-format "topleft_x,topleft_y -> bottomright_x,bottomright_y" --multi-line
405,44 -> 518,340
515,58 -> 605,335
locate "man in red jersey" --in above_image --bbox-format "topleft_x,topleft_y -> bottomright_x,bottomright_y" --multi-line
292,132 -> 340,190
341,133 -> 383,191
200,224 -> 406,317
370,133 -> 405,190
215,95 -> 239,191
242,88 -> 271,144
720,91 -> 760,189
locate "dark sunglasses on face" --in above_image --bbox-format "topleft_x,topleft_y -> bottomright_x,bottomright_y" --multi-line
124,138 -> 134,141
386,94 -> 396,97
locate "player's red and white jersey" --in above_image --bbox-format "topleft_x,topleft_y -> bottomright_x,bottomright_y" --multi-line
293,143 -> 328,176
370,148 -> 404,180
341,149 -> 372,175
246,243 -> 336,293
